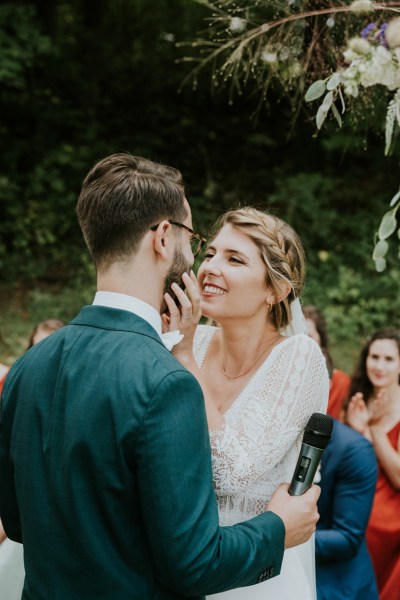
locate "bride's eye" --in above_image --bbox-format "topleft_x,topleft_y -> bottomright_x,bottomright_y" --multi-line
204,252 -> 215,260
229,256 -> 244,264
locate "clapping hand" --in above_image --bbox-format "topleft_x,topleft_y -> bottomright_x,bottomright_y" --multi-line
346,389 -> 387,436
345,392 -> 369,435
368,389 -> 387,428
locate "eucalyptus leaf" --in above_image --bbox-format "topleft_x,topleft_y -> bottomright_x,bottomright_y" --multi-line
316,105 -> 329,130
374,257 -> 387,272
305,80 -> 327,102
331,103 -> 342,127
372,239 -> 389,260
398,227 -> 400,240
378,210 -> 397,240
338,86 -> 346,114
321,91 -> 333,110
327,72 -> 341,90
389,188 -> 400,207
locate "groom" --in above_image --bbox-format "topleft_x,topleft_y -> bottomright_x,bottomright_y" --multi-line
0,153 -> 320,599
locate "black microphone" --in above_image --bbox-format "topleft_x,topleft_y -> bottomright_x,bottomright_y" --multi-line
288,412 -> 333,496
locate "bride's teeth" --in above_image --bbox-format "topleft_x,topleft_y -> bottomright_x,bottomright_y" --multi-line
204,285 -> 225,295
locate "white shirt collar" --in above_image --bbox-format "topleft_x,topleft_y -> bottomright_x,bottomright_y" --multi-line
93,291 -> 162,337
92,291 -> 183,350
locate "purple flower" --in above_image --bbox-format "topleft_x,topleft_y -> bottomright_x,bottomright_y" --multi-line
361,22 -> 377,38
378,22 -> 389,47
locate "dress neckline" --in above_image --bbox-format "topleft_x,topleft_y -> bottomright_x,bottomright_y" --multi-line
197,326 -> 305,418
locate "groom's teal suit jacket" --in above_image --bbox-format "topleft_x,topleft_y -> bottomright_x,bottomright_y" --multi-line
0,306 -> 285,599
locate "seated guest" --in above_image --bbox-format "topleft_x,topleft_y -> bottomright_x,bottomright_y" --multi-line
303,305 -> 350,419
27,318 -> 65,349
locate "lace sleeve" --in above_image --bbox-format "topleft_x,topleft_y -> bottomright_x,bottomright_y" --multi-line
210,335 -> 329,494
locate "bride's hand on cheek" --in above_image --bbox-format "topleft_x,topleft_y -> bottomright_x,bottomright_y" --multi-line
164,270 -> 201,358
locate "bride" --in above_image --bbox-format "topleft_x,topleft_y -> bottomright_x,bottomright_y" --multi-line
165,207 -> 329,599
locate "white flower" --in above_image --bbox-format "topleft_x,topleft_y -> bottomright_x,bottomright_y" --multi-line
261,49 -> 278,63
348,37 -> 371,55
385,17 -> 400,49
288,61 -> 302,77
279,47 -> 290,61
229,17 -> 246,34
344,81 -> 359,97
343,49 -> 360,63
375,45 -> 393,64
350,0 -> 374,13
342,62 -> 362,82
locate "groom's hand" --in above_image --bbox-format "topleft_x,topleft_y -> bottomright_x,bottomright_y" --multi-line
267,483 -> 320,549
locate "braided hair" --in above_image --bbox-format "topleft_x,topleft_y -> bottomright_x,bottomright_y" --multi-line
209,207 -> 306,331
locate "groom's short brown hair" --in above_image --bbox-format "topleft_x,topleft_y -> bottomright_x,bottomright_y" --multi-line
76,153 -> 187,268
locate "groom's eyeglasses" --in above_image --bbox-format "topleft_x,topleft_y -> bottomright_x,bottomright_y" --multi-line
150,221 -> 207,257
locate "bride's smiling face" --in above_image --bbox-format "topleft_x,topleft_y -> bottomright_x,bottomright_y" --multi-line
197,223 -> 270,322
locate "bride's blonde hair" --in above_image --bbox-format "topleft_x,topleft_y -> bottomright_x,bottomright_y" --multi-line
209,207 -> 306,331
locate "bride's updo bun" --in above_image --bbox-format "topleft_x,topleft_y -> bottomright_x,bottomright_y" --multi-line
209,207 -> 306,331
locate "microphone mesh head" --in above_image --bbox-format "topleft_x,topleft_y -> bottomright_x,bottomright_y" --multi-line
303,412 -> 333,450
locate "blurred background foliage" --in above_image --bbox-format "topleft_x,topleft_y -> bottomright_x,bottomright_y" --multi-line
0,0 -> 399,367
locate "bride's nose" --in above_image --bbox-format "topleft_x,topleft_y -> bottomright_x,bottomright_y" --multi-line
201,255 -> 223,277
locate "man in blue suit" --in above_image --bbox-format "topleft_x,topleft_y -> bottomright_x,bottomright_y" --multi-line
316,419 -> 378,600
0,153 -> 320,599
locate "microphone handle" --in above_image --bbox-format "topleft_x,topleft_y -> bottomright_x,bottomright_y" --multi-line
288,443 -> 324,496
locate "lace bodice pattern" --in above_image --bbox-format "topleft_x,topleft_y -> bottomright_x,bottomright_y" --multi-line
193,325 -> 329,526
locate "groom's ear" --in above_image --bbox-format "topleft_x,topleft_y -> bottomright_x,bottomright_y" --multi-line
152,221 -> 173,259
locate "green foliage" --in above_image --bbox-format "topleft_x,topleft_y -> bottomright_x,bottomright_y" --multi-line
304,261 -> 400,349
0,0 -> 398,374
0,280 -> 95,364
0,4 -> 51,88
372,189 -> 400,271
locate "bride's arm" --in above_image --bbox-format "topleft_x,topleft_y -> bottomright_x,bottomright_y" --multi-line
164,272 -> 224,430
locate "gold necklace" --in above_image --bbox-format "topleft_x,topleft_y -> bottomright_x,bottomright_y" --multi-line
221,336 -> 281,380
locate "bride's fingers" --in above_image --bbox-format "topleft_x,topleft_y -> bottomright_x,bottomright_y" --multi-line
164,292 -> 182,330
171,282 -> 193,318
181,271 -> 201,316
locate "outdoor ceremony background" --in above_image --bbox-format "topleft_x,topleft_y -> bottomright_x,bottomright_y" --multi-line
1,0 -> 399,370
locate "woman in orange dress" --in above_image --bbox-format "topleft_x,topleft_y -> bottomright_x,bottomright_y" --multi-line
344,329 -> 400,600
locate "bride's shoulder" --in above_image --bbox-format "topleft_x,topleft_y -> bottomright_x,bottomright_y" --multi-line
278,333 -> 323,356
193,324 -> 219,366
194,323 -> 218,346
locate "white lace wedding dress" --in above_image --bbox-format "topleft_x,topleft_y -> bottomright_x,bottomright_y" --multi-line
193,325 -> 329,600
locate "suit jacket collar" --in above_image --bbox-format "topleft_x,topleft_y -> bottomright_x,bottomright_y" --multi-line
69,305 -> 165,348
